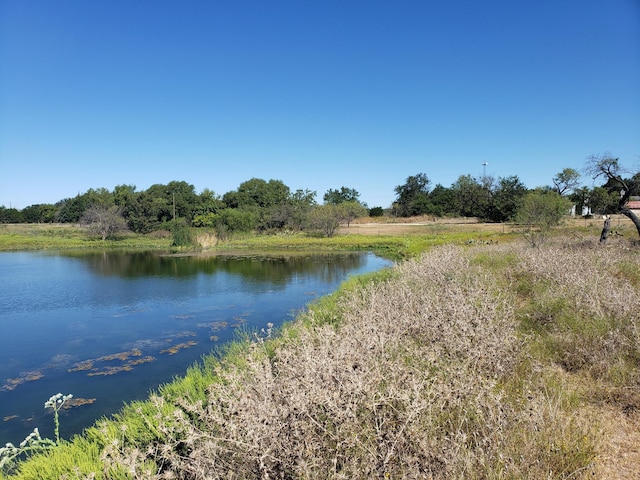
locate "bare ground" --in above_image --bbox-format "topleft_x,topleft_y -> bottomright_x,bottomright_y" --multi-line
596,409 -> 640,479
339,214 -> 636,236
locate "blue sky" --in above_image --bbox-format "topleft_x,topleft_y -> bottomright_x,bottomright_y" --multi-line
1,0 -> 639,209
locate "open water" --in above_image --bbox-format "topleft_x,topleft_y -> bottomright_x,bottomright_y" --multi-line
0,250 -> 391,445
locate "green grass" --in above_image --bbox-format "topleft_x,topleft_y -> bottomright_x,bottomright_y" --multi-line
0,224 -> 171,251
0,223 -> 518,260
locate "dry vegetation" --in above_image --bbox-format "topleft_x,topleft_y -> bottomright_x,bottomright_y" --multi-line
82,237 -> 639,479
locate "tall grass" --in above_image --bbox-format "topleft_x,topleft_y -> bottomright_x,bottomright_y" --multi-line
3,237 -> 638,478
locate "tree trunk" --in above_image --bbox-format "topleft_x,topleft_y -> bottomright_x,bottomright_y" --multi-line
600,216 -> 611,244
621,207 -> 640,239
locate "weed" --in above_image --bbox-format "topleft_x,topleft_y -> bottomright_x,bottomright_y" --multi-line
0,394 -> 73,476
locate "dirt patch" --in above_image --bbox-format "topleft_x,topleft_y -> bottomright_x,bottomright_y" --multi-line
594,407 -> 640,479
339,218 -> 513,235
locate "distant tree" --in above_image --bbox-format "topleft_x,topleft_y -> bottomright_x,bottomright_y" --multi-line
323,187 -> 362,205
56,195 -> 88,223
192,212 -> 217,228
393,173 -> 431,217
165,181 -> 199,222
0,206 -> 23,223
368,206 -> 384,217
21,204 -> 57,223
122,190 -> 160,233
491,175 -> 528,222
585,153 -> 640,238
192,189 -> 225,228
515,191 -> 571,247
267,189 -> 317,231
308,204 -> 341,237
337,201 -> 368,227
569,186 -> 591,216
81,205 -> 128,240
170,219 -> 194,249
113,184 -> 137,206
224,178 -> 290,209
552,168 -> 581,195
56,188 -> 115,223
84,187 -> 114,207
427,184 -> 456,217
450,174 -> 490,218
587,186 -> 619,215
194,189 -> 224,216
212,208 -> 258,239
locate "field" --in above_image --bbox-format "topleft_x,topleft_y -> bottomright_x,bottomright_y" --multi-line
1,218 -> 639,478
340,213 -> 636,236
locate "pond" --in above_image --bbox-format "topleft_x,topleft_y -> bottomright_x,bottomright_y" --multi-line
0,250 -> 392,446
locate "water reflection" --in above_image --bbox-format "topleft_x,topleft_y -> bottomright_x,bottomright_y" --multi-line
72,251 -> 367,286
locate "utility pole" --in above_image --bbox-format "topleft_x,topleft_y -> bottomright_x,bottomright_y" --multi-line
482,162 -> 488,178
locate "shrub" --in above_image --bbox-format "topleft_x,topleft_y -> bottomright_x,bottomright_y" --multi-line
515,191 -> 571,246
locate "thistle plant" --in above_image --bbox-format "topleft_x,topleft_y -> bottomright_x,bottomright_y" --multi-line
253,322 -> 274,345
0,393 -> 72,474
44,392 -> 73,444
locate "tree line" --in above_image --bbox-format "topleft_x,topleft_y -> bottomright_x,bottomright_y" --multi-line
1,153 -> 638,238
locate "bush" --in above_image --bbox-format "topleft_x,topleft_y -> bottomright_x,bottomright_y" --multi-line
515,191 -> 571,246
170,220 -> 194,248
368,206 -> 384,217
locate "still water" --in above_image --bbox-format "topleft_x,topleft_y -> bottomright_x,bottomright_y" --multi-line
0,250 -> 391,445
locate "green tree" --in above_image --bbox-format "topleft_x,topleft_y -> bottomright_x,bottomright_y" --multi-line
491,175 -> 528,222
308,204 -> 341,237
170,219 -> 194,249
552,168 -> 581,195
224,178 -> 290,209
194,189 -> 224,216
368,206 -> 384,217
212,209 -> 258,238
21,204 -> 57,223
166,181 -> 199,222
56,188 -> 115,223
587,186 -> 618,215
393,173 -> 430,217
337,201 -> 368,227
267,189 -> 317,231
515,191 -> 571,246
450,174 -> 490,218
427,184 -> 456,217
83,187 -> 114,207
323,187 -> 362,205
569,186 -> 592,216
0,206 -> 23,223
56,195 -> 87,223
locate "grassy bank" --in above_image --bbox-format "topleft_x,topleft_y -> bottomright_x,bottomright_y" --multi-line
2,231 -> 639,478
0,224 -> 172,251
0,222 -> 514,258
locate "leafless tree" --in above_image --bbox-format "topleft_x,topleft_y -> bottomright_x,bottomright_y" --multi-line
81,205 -> 128,240
585,153 -> 640,240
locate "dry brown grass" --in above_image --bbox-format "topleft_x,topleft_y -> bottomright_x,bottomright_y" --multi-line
341,213 -> 638,238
